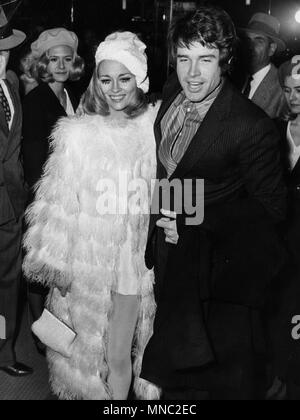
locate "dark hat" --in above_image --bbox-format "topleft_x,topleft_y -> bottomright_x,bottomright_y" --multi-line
0,0 -> 26,50
240,13 -> 286,52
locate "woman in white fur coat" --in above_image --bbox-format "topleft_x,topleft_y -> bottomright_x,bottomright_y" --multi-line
23,32 -> 160,401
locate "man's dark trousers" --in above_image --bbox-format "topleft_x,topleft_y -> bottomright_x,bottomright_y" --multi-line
0,218 -> 23,366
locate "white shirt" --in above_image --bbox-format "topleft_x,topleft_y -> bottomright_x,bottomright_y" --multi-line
287,121 -> 300,170
64,89 -> 75,116
0,79 -> 14,130
249,64 -> 271,100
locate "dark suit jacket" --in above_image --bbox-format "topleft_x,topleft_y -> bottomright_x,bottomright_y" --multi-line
146,74 -> 286,304
0,71 -> 27,226
22,82 -> 79,202
142,74 -> 287,388
270,120 -> 300,382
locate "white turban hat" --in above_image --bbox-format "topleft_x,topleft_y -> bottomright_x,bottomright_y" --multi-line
95,31 -> 149,93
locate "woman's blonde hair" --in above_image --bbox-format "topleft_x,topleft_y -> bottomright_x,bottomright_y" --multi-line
81,62 -> 148,118
32,50 -> 85,83
278,58 -> 298,121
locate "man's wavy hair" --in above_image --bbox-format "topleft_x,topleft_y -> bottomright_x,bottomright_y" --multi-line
32,50 -> 85,83
169,5 -> 237,74
81,62 -> 148,119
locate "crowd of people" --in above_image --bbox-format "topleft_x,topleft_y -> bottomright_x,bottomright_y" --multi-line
0,1 -> 300,400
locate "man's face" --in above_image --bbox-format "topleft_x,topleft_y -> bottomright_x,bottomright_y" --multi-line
244,32 -> 277,74
176,41 -> 222,103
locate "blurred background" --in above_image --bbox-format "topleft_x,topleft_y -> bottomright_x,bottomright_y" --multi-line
7,0 -> 300,99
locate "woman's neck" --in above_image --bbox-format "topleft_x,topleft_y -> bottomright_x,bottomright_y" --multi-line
49,81 -> 65,99
291,114 -> 300,125
108,109 -> 127,121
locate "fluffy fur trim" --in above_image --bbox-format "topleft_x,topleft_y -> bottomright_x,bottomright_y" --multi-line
24,105 -> 161,400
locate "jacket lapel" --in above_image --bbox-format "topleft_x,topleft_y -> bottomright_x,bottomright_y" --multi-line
45,84 -> 68,117
153,73 -> 182,180
291,157 -> 300,182
66,86 -> 79,112
8,80 -> 20,135
154,84 -> 181,148
251,65 -> 275,107
169,79 -> 232,181
0,80 -> 15,158
0,117 -> 8,159
4,77 -> 21,158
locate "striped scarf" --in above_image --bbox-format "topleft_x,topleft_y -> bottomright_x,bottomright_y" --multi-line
159,81 -> 223,178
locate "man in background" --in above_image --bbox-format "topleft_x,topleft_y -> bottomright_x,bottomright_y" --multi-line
240,13 -> 287,118
0,2 -> 33,377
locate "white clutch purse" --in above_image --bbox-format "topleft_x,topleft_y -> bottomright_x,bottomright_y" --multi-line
31,291 -> 77,358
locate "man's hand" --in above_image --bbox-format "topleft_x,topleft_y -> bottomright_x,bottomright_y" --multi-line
156,209 -> 179,245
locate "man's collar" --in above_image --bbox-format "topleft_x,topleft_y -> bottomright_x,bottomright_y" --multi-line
180,78 -> 224,113
252,63 -> 271,79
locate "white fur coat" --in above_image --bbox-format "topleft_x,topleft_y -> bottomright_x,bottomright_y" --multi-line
23,104 -> 161,400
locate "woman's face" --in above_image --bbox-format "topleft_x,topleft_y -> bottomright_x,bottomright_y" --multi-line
20,52 -> 34,76
283,75 -> 300,115
98,60 -> 138,116
47,45 -> 74,83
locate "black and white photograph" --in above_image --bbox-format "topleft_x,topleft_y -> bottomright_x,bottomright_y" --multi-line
0,0 -> 300,403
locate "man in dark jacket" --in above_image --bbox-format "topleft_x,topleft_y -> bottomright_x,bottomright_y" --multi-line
240,13 -> 287,119
141,6 -> 287,400
0,4 -> 32,376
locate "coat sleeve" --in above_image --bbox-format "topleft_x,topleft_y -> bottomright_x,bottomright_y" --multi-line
213,118 -> 285,233
22,94 -> 49,199
23,117 -> 81,290
177,116 -> 287,237
237,117 -> 287,221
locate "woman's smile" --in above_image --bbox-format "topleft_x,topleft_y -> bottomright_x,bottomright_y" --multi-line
99,60 -> 138,117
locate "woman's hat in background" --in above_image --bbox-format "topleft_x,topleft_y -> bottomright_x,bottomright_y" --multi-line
239,13 -> 286,53
0,0 -> 26,50
31,28 -> 79,58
